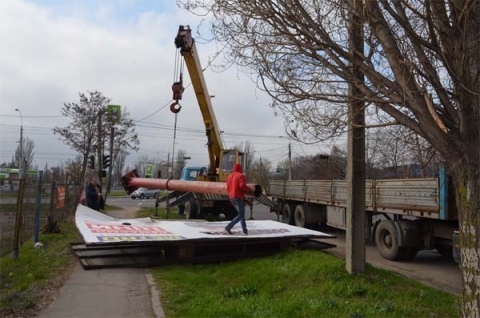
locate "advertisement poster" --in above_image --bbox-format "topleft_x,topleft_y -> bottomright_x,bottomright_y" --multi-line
56,186 -> 66,209
75,205 -> 333,244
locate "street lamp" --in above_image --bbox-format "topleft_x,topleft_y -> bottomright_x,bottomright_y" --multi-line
15,108 -> 23,176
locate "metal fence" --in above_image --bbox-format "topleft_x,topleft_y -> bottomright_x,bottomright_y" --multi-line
0,172 -> 81,257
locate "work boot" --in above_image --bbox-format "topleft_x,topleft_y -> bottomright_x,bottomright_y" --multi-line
224,227 -> 232,235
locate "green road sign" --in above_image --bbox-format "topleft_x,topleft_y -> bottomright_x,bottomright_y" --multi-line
108,104 -> 122,124
145,164 -> 153,178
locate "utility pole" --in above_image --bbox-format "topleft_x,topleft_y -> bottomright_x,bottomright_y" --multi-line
106,104 -> 121,195
346,0 -> 366,274
15,109 -> 24,177
97,110 -> 103,188
108,125 -> 114,193
288,143 -> 292,181
167,152 -> 171,178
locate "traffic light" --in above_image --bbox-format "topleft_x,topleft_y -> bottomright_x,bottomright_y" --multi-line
102,155 -> 110,168
87,155 -> 95,169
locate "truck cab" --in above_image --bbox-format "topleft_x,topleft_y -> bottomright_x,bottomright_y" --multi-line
180,166 -> 206,181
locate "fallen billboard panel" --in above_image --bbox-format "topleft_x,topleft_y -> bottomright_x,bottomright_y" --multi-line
73,205 -> 335,269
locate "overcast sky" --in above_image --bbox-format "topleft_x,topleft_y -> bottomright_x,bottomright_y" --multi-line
0,0 -> 330,172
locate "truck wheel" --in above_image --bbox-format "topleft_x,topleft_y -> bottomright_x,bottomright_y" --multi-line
178,205 -> 185,215
397,247 -> 419,260
294,205 -> 306,228
375,220 -> 401,260
197,206 -> 206,219
436,244 -> 453,258
282,203 -> 294,225
224,206 -> 237,220
140,194 -> 145,199
185,201 -> 198,219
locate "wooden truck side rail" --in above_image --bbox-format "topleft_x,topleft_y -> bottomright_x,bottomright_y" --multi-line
269,168 -> 456,221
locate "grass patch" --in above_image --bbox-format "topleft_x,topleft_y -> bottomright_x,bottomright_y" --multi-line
136,207 -> 186,220
102,204 -> 123,212
153,250 -> 459,317
0,222 -> 80,317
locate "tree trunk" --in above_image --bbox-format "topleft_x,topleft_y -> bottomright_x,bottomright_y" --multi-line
455,167 -> 480,317
455,2 -> 480,316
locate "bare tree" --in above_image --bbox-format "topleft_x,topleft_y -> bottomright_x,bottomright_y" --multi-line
53,91 -> 108,183
328,145 -> 347,179
289,154 -> 330,180
372,127 -> 411,178
366,126 -> 444,178
13,137 -> 35,169
234,141 -> 256,171
181,1 -> 480,313
107,108 -> 140,165
249,157 -> 272,192
65,155 -> 84,187
112,150 -> 128,187
54,91 -> 140,186
175,149 -> 188,179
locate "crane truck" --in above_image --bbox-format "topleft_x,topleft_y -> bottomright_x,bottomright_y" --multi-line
268,166 -> 460,262
167,25 -> 246,220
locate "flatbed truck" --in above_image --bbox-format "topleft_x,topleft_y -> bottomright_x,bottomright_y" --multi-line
268,166 -> 459,261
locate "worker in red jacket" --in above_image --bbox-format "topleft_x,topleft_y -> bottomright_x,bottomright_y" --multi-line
224,163 -> 252,235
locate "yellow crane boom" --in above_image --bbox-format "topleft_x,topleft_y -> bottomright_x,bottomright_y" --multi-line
173,25 -> 243,182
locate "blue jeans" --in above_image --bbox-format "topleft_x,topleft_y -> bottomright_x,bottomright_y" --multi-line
226,198 -> 247,233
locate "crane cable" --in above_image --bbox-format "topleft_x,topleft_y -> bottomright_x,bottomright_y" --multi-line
170,46 -> 185,176
171,46 -> 184,114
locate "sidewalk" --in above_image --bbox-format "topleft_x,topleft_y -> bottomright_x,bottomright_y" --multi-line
39,263 -> 164,318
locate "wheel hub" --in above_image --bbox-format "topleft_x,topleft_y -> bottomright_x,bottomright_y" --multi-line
384,233 -> 392,248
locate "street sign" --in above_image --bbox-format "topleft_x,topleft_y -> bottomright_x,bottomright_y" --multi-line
107,104 -> 122,124
145,164 -> 154,178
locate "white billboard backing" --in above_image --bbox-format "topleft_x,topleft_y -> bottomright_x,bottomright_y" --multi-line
75,205 -> 333,244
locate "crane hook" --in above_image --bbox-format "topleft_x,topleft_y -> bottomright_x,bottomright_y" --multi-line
170,101 -> 182,114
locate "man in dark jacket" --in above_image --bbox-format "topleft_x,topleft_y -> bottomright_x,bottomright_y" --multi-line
85,178 -> 102,211
224,163 -> 252,235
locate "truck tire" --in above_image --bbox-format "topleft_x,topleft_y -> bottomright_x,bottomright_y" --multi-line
398,247 -> 419,260
436,244 -> 453,258
178,205 -> 185,215
140,194 -> 145,199
224,206 -> 237,220
282,203 -> 294,225
375,220 -> 401,260
294,205 -> 323,228
294,205 -> 306,228
185,201 -> 198,219
197,206 -> 206,219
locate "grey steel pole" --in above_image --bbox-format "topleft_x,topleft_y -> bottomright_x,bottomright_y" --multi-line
34,171 -> 44,243
345,0 -> 366,274
15,108 -> 23,177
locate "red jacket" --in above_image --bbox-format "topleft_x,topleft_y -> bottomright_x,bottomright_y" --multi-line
227,163 -> 250,199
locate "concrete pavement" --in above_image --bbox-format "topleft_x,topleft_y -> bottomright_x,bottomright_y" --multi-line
39,207 -> 164,318
39,264 -> 164,318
